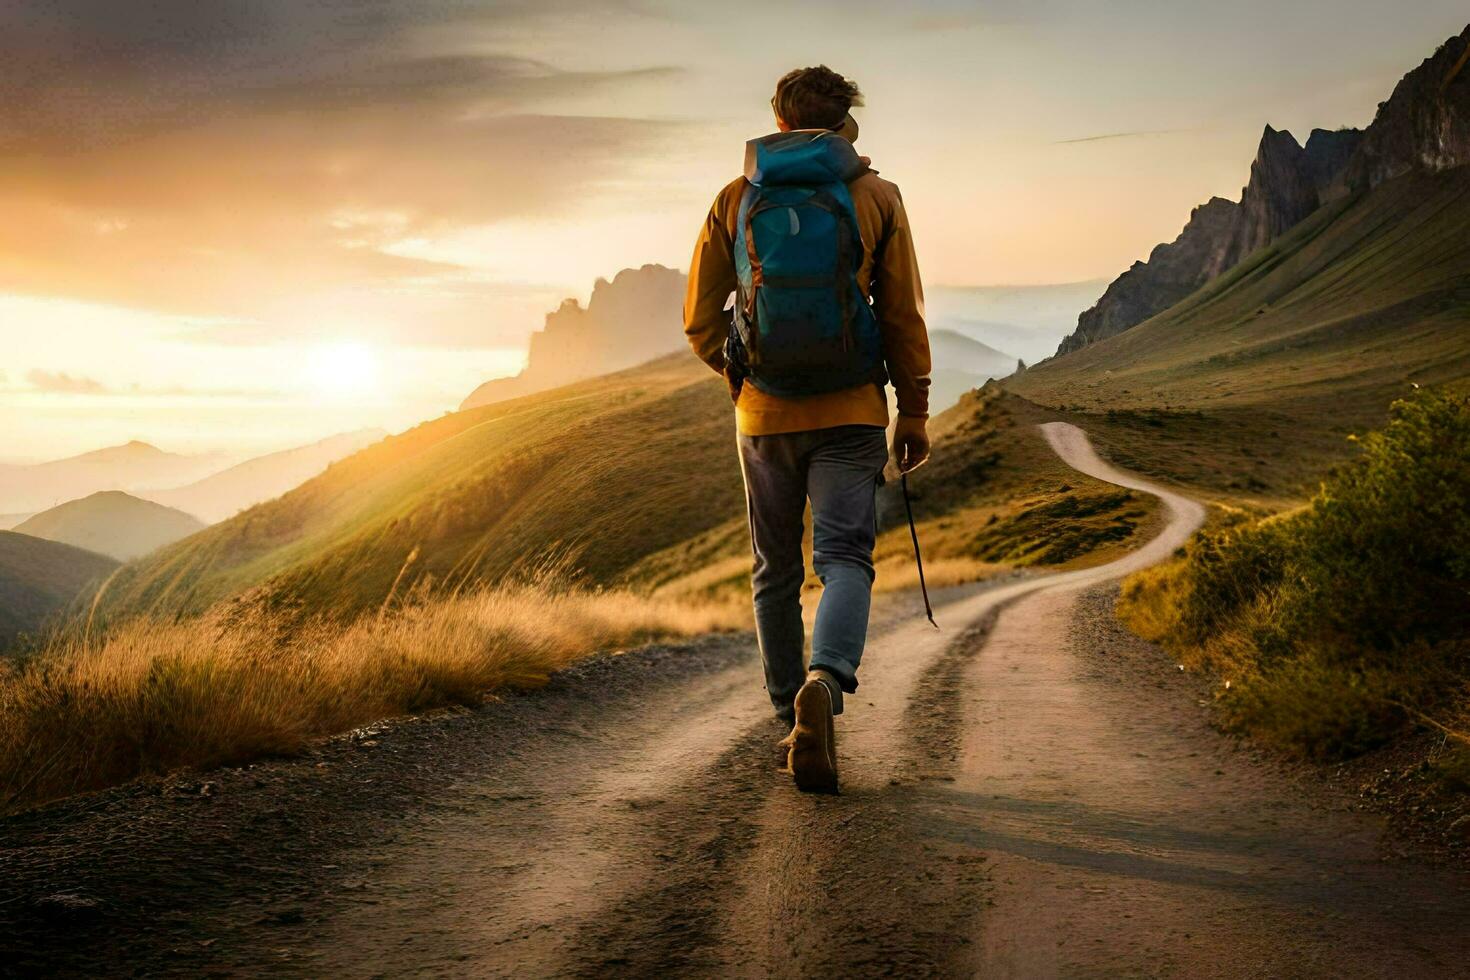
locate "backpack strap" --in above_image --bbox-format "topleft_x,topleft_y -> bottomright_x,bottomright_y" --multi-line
736,183 -> 763,364
737,184 -> 763,311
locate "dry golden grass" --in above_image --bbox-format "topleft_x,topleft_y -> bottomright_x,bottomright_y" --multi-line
0,584 -> 746,814
872,555 -> 1002,593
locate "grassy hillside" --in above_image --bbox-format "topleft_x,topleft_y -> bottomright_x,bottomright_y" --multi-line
1009,167 -> 1470,504
98,356 -> 745,623
17,491 -> 206,562
0,531 -> 118,650
627,383 -> 1166,602
895,385 -> 1164,572
142,429 -> 386,523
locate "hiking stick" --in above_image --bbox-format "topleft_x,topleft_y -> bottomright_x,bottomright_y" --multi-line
901,471 -> 938,628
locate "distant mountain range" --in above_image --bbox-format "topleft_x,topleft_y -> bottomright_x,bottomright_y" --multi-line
0,440 -> 230,514
15,491 -> 207,562
925,329 -> 1021,413
141,429 -> 386,523
1055,23 -> 1470,356
927,281 -> 1108,364
2,430 -> 389,526
0,531 -> 118,651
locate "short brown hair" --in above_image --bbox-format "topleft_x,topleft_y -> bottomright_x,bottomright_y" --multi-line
772,66 -> 863,130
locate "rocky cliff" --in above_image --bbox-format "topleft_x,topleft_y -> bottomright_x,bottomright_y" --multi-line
1054,23 -> 1469,357
461,264 -> 686,410
1057,196 -> 1240,354
1346,24 -> 1470,190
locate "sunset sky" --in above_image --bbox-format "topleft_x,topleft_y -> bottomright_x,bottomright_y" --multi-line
2,1 -> 1467,460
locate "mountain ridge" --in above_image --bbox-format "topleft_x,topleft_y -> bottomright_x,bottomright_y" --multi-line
1055,23 -> 1469,356
0,530 -> 119,651
0,440 -> 231,513
461,264 -> 685,411
141,429 -> 387,523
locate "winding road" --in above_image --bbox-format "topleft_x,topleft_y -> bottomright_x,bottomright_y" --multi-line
5,423 -> 1469,978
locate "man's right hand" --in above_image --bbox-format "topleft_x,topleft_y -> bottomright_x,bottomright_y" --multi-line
893,415 -> 930,473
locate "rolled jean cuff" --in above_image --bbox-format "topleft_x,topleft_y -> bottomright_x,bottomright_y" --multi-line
809,656 -> 858,695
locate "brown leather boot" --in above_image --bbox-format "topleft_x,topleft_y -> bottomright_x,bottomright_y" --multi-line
789,669 -> 839,793
776,730 -> 795,771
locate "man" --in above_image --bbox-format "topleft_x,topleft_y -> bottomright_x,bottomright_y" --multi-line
684,65 -> 931,793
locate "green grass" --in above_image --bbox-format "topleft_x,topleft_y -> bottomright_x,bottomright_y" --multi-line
98,355 -> 745,623
893,385 -> 1166,575
98,345 -> 1168,627
1009,167 -> 1470,506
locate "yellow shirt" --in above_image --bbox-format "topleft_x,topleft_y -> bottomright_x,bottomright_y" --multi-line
682,163 -> 932,436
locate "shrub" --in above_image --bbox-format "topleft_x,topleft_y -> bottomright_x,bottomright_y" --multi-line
1119,389 -> 1470,759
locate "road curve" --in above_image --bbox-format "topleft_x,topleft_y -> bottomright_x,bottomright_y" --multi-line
4,424 -> 1468,978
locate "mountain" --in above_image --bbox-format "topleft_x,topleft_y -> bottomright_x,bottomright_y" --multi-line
460,265 -> 1040,415
141,429 -> 387,523
927,281 -> 1107,363
0,440 -> 232,514
1343,28 -> 1470,191
97,356 -> 745,622
462,264 -> 686,410
0,531 -> 118,650
925,329 -> 1019,413
1057,126 -> 1363,355
1009,164 -> 1470,505
0,514 -> 32,531
15,491 -> 208,562
1054,23 -> 1470,357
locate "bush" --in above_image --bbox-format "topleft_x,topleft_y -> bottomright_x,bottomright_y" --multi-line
1119,389 -> 1470,759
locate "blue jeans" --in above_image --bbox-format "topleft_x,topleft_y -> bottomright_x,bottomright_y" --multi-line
737,424 -> 889,723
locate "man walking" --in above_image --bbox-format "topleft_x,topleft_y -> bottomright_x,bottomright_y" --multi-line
683,66 -> 932,793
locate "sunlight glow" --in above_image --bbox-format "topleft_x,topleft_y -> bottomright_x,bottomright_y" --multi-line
305,341 -> 381,399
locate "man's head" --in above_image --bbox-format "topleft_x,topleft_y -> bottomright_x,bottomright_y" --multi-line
772,66 -> 863,140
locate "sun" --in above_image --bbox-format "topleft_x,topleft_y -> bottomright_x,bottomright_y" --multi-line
305,341 -> 380,398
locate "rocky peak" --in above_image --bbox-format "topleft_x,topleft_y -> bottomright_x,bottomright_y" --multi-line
1055,195 -> 1242,355
1227,125 -> 1321,260
1055,120 -> 1358,357
1302,127 -> 1364,201
461,264 -> 687,410
1050,23 -> 1470,359
1345,24 -> 1470,190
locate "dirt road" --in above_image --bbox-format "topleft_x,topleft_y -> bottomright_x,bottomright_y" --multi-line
4,423 -> 1469,978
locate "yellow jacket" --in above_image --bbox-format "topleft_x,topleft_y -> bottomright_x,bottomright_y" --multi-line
683,144 -> 931,436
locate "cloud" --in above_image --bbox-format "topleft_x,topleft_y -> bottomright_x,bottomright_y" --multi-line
23,368 -> 275,399
1054,130 -> 1179,144
26,369 -> 108,394
0,1 -> 686,320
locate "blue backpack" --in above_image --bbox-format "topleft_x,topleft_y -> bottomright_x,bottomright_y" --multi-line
726,131 -> 887,398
